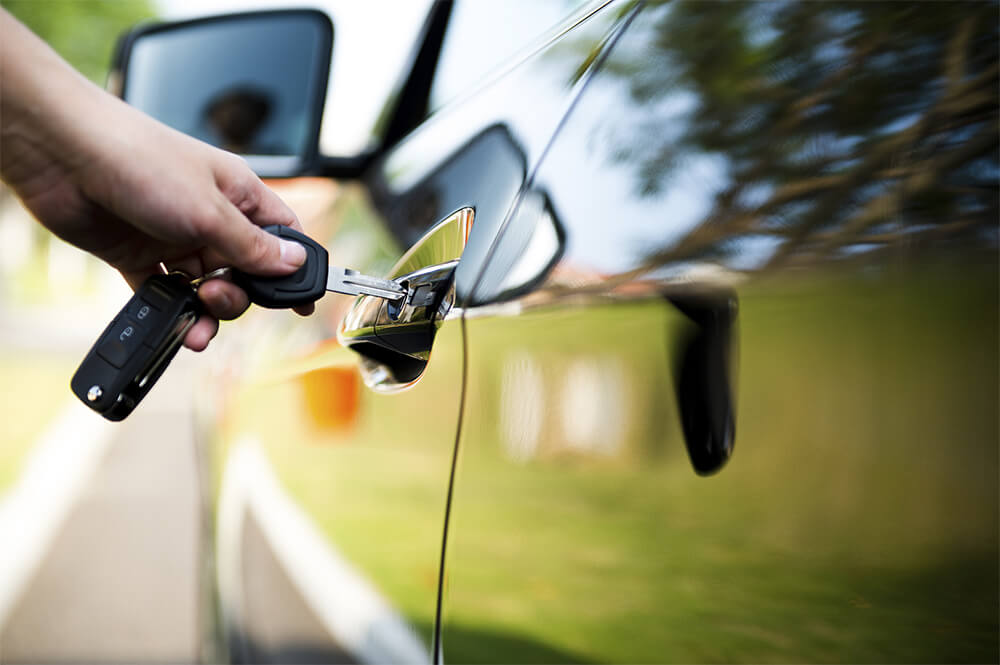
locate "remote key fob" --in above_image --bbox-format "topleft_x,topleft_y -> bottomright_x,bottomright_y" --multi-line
71,273 -> 201,421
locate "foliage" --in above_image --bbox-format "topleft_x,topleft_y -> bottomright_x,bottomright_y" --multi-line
610,1 -> 999,270
3,0 -> 156,84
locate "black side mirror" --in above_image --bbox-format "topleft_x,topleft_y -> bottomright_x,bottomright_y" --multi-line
669,291 -> 738,476
114,10 -> 332,178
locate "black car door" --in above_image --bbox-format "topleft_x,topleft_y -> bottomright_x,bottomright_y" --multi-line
440,2 -> 998,662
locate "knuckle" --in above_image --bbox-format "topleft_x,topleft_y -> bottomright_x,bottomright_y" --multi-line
191,199 -> 225,234
237,180 -> 262,216
218,165 -> 260,215
247,229 -> 273,265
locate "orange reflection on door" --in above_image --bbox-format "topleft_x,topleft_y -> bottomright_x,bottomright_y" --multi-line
299,365 -> 361,435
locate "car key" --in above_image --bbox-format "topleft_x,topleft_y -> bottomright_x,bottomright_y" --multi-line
71,272 -> 202,421
231,225 -> 405,308
72,228 -> 400,421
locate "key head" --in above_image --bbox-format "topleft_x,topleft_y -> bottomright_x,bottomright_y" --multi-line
71,273 -> 201,421
232,225 -> 329,308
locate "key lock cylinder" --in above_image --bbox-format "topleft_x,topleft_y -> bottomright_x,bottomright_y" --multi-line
72,226 -> 406,420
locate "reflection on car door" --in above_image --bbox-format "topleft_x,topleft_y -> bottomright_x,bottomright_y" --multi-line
441,2 -> 998,662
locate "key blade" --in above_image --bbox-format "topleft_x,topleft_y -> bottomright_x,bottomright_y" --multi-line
327,266 -> 406,301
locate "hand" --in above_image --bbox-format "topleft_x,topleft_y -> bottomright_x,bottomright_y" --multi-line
0,9 -> 314,351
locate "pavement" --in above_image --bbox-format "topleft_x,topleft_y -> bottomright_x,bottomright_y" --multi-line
0,178 -> 342,664
0,354 -> 206,663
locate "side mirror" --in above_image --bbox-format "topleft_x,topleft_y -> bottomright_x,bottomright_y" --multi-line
112,3 -> 446,180
668,291 -> 738,476
114,10 -> 333,178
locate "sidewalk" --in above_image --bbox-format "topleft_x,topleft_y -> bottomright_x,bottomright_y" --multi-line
0,354 -> 205,663
0,177 -> 338,662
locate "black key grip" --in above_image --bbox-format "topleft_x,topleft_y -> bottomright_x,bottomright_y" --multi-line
232,225 -> 329,308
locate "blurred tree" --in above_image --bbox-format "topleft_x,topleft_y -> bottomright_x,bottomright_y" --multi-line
603,1 -> 999,270
3,0 -> 156,84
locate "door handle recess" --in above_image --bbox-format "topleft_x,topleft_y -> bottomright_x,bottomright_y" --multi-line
338,208 -> 473,389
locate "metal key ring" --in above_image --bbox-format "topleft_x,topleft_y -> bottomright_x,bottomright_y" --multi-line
190,266 -> 233,287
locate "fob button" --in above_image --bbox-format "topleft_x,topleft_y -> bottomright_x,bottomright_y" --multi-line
98,340 -> 129,368
127,297 -> 164,326
98,317 -> 145,368
141,283 -> 173,311
289,264 -> 308,286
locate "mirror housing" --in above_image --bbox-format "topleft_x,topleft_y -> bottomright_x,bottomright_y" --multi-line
112,9 -> 333,178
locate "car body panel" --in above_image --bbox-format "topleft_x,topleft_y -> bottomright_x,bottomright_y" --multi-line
441,2 -> 998,662
209,4 -> 634,661
200,1 -> 998,663
217,321 -> 461,660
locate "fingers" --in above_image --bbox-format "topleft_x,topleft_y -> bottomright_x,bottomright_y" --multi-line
199,155 -> 311,276
197,278 -> 250,320
121,266 -> 221,351
183,315 -> 219,351
143,254 -> 249,321
183,288 -> 312,350
238,171 -> 305,233
185,277 -> 313,349
122,153 -> 318,355
130,267 -> 310,353
198,195 -> 307,277
194,156 -> 320,313
120,267 -> 161,293
163,255 -> 204,281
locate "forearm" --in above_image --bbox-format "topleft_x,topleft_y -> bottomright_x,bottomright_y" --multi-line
1,8 -> 111,187
1,9 -> 310,348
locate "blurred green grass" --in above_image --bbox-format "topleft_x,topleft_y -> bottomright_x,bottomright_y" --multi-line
0,352 -> 76,493
442,261 -> 998,663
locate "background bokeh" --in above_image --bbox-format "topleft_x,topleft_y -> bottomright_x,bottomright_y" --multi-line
0,0 -> 157,496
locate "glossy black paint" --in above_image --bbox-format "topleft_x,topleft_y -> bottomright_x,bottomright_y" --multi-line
668,291 -> 737,475
368,124 -> 528,275
438,1 -> 997,660
366,4 -> 624,293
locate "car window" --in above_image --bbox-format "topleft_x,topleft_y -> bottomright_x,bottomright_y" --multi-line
429,0 -> 594,113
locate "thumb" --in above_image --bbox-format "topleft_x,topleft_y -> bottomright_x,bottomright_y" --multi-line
200,196 -> 307,276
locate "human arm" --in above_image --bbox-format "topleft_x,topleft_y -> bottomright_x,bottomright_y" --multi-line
0,8 -> 314,350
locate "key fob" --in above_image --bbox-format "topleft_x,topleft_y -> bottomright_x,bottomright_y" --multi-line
231,225 -> 329,308
71,273 -> 201,421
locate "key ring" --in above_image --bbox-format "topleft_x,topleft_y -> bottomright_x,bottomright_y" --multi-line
190,266 -> 232,287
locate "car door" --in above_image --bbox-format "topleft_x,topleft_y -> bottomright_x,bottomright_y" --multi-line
440,2 -> 998,663
206,2 -> 629,662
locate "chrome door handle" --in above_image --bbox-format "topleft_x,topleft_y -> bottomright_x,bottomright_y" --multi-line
338,208 -> 473,389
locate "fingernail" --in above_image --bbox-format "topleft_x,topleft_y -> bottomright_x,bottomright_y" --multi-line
279,238 -> 307,268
